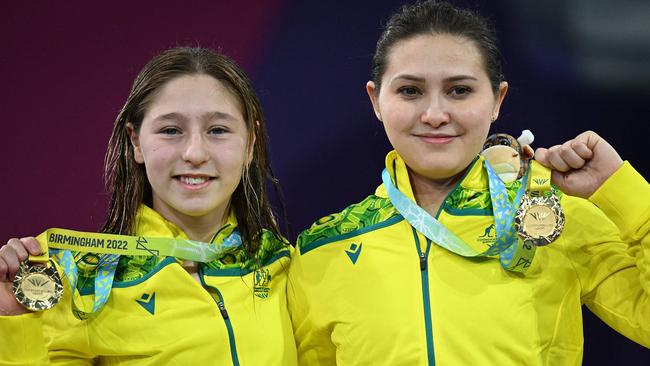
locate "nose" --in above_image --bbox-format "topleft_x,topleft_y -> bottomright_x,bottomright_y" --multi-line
181,132 -> 210,165
420,95 -> 450,127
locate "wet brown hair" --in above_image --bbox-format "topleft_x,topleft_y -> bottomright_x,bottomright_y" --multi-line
101,47 -> 283,254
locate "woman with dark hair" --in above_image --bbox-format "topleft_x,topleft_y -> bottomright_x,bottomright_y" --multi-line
0,47 -> 296,365
288,1 -> 649,365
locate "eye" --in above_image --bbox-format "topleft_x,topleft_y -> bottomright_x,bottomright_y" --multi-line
160,127 -> 181,135
449,85 -> 472,98
397,86 -> 422,98
498,137 -> 511,146
208,126 -> 228,135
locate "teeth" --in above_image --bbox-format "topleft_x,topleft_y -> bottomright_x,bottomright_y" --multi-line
180,176 -> 208,185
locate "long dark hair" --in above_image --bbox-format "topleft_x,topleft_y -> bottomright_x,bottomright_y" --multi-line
101,47 -> 283,254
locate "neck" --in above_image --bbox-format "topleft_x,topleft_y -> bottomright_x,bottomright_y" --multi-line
155,205 -> 230,243
408,167 -> 466,217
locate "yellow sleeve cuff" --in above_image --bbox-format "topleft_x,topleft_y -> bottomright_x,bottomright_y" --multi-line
589,161 -> 650,239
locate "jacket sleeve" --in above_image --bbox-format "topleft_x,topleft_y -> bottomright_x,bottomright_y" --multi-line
0,261 -> 95,365
565,161 -> 650,348
287,248 -> 338,365
0,313 -> 50,365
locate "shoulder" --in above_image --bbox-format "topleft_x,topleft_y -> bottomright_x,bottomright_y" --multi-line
296,195 -> 402,254
257,229 -> 292,261
560,192 -> 614,229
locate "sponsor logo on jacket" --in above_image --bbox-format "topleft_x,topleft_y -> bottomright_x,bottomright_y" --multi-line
477,224 -> 496,246
254,268 -> 271,299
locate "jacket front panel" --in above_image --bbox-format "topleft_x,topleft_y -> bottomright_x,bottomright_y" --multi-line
289,151 -> 649,366
1,205 -> 296,366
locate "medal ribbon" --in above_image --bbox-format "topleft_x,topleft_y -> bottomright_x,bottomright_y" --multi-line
484,162 -> 536,272
528,163 -> 552,195
515,161 -> 564,247
29,228 -> 242,319
31,228 -> 240,262
381,159 -> 531,272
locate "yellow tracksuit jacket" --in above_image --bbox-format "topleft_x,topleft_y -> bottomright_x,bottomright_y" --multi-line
1,205 -> 297,365
288,151 -> 650,365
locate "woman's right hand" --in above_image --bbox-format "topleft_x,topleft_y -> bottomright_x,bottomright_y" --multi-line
0,237 -> 43,315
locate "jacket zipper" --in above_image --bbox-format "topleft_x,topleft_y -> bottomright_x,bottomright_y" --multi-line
412,227 -> 436,365
199,266 -> 241,366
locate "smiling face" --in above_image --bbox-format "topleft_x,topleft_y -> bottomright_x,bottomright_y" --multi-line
367,34 -> 508,181
128,74 -> 249,226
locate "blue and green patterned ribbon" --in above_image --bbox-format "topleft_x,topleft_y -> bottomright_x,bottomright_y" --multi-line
382,160 -> 532,272
50,249 -> 120,319
484,162 -> 536,271
36,229 -> 242,319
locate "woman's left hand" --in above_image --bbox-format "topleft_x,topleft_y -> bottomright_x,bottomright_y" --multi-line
534,131 -> 623,198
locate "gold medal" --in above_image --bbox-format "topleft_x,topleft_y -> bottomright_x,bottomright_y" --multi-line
12,260 -> 63,311
515,190 -> 564,246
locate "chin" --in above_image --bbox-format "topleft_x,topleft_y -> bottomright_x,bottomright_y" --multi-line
188,208 -> 221,218
170,202 -> 217,217
409,156 -> 469,180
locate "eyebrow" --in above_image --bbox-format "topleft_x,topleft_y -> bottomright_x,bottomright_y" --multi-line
444,75 -> 478,83
201,111 -> 238,122
390,74 -> 426,84
390,74 -> 478,84
152,111 -> 238,123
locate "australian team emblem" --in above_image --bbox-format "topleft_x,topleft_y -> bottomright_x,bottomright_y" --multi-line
253,268 -> 271,299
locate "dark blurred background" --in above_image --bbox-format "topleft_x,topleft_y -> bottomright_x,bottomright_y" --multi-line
2,0 -> 648,362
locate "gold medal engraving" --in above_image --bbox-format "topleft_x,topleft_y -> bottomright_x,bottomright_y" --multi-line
523,205 -> 557,237
13,261 -> 63,311
515,190 -> 564,246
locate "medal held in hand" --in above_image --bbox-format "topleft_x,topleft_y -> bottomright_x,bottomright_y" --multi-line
516,191 -> 564,246
12,260 -> 63,311
515,164 -> 565,246
9,227 -> 242,318
482,130 -> 564,247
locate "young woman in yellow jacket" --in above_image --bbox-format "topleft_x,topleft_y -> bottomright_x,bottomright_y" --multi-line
0,47 -> 296,365
289,1 -> 649,365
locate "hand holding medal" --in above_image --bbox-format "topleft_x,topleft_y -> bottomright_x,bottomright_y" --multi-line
534,130 -> 624,198
0,237 -> 62,315
2,227 -> 245,319
482,130 -> 565,248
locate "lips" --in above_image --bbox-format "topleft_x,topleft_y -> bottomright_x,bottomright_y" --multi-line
174,174 -> 215,188
180,176 -> 208,185
414,133 -> 457,144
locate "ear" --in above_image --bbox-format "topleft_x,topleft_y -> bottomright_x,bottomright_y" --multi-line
522,144 -> 535,160
491,81 -> 509,122
126,123 -> 144,164
366,81 -> 382,122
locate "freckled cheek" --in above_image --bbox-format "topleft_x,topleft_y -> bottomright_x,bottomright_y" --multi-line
151,144 -> 172,155
143,144 -> 177,169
